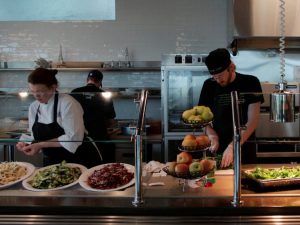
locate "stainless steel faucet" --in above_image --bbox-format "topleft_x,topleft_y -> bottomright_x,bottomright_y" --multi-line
132,90 -> 148,206
231,91 -> 244,207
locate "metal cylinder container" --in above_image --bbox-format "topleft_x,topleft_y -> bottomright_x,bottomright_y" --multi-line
270,91 -> 295,122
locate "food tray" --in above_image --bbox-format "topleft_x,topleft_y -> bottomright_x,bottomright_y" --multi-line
242,167 -> 300,189
162,166 -> 215,180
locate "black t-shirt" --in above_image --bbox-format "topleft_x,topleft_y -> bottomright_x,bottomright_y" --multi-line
71,84 -> 116,140
198,73 -> 264,153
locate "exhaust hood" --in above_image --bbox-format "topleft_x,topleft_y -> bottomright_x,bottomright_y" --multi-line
233,0 -> 300,49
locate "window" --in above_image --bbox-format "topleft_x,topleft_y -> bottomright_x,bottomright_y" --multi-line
0,0 -> 115,21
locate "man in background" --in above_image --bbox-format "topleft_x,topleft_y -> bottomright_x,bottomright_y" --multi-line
198,48 -> 264,168
71,70 -> 116,163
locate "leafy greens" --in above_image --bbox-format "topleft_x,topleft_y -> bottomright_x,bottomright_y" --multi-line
28,161 -> 82,189
248,166 -> 300,180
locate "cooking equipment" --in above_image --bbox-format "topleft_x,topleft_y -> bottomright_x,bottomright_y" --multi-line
270,89 -> 295,122
254,82 -> 300,159
234,0 -> 300,37
161,54 -> 210,161
269,0 -> 296,123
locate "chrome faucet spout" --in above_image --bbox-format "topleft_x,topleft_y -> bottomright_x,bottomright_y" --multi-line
132,90 -> 148,207
231,91 -> 244,207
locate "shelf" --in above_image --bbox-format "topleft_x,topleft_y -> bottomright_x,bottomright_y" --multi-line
0,67 -> 161,72
0,61 -> 161,72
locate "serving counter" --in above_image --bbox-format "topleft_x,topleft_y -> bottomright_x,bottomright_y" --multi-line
1,165 -> 300,224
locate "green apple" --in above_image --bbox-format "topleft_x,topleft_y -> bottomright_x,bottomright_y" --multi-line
189,161 -> 202,173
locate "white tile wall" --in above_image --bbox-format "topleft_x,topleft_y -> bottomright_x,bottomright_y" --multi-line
0,0 -> 231,62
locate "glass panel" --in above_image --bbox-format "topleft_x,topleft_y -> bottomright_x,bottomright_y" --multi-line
0,89 -> 153,166
164,69 -> 210,133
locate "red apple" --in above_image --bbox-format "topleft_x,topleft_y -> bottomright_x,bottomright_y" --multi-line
184,134 -> 196,140
175,163 -> 189,175
182,138 -> 198,147
200,159 -> 215,174
176,152 -> 193,164
196,135 -> 210,146
166,161 -> 177,173
189,161 -> 202,173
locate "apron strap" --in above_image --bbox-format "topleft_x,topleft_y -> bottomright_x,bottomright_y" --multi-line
34,105 -> 40,123
35,92 -> 59,123
85,136 -> 103,161
53,92 -> 58,122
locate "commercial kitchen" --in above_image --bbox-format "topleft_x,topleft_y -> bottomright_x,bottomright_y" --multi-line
2,0 -> 300,224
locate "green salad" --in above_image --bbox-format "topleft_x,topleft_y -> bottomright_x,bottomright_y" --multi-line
248,166 -> 300,180
28,161 -> 82,189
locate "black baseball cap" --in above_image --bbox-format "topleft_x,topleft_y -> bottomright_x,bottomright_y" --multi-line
87,70 -> 103,81
205,48 -> 231,75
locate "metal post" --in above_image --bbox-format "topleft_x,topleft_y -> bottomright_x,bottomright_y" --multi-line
132,134 -> 143,206
231,91 -> 244,207
132,90 -> 148,207
3,145 -> 15,162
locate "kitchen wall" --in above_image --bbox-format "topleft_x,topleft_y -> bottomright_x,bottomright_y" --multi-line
232,50 -> 300,83
0,70 -> 161,120
0,0 -> 233,123
0,0 -> 232,62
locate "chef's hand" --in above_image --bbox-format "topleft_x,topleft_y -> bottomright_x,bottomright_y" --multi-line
221,143 -> 233,168
21,143 -> 42,156
208,135 -> 219,154
16,142 -> 29,151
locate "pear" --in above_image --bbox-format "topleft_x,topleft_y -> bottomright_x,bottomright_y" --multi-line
182,109 -> 195,120
187,115 -> 198,122
193,105 -> 206,115
193,115 -> 203,122
201,110 -> 214,121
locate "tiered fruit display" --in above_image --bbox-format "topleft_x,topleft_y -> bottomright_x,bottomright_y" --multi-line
182,105 -> 214,124
181,134 -> 210,151
165,152 -> 215,178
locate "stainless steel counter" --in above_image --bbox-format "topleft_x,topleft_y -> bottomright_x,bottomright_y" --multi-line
1,165 -> 300,224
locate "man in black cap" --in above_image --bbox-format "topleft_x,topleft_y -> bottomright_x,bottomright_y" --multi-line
71,70 -> 116,163
198,48 -> 264,168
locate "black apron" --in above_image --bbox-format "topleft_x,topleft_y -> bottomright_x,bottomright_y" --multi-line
32,93 -> 102,168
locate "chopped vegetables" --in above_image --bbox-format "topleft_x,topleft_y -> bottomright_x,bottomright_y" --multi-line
28,161 -> 82,189
248,166 -> 300,180
88,163 -> 134,190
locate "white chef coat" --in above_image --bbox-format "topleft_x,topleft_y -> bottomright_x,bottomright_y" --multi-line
28,93 -> 85,153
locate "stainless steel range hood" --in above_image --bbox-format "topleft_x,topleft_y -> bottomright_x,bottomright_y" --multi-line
233,0 -> 300,49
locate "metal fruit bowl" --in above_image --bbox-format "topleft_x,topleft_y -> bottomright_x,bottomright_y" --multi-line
178,144 -> 210,152
181,117 -> 213,128
162,166 -> 215,180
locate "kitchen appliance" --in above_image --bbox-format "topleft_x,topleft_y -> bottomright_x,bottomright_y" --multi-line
161,54 -> 210,161
269,0 -> 296,123
234,0 -> 300,37
254,82 -> 300,159
233,0 -> 300,49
